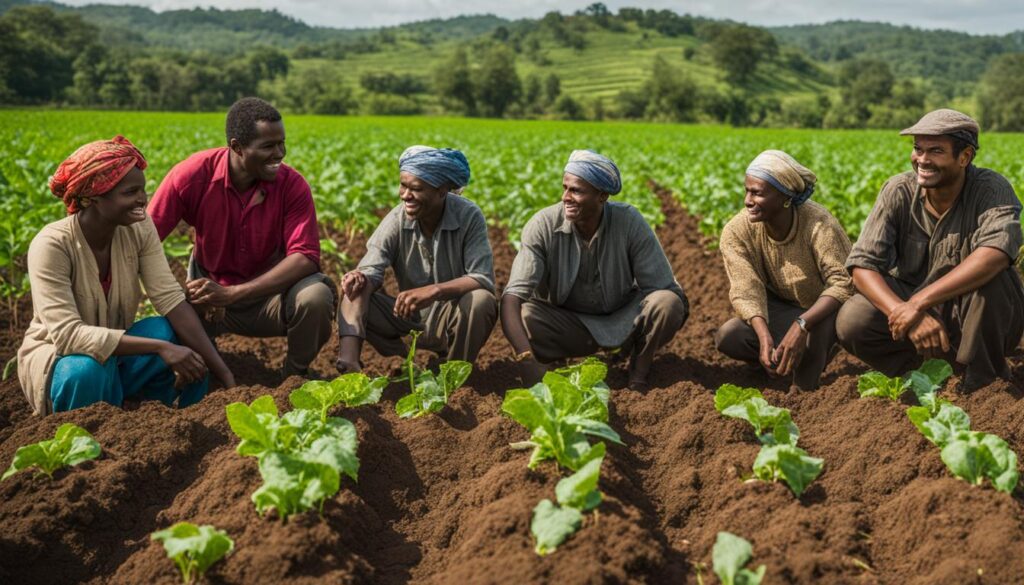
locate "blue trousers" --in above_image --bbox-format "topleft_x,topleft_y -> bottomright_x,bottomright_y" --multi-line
49,317 -> 209,412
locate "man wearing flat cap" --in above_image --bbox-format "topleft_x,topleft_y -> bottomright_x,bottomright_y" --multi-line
501,150 -> 688,390
336,145 -> 497,372
837,108 -> 1024,390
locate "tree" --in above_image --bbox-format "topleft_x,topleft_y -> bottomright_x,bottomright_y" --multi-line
977,53 -> 1024,131
434,47 -> 476,115
473,45 -> 521,117
707,24 -> 778,84
0,6 -> 98,102
643,55 -> 698,122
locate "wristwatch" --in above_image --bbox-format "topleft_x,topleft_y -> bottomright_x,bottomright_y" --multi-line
795,316 -> 808,333
514,349 -> 534,362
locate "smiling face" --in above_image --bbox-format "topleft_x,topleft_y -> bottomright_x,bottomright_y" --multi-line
90,166 -> 148,226
743,176 -> 789,224
911,135 -> 971,190
399,171 -> 447,221
561,173 -> 608,225
232,120 -> 286,183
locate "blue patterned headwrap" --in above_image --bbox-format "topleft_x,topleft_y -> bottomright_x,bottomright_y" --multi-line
399,145 -> 471,189
564,149 -> 622,195
745,150 -> 817,206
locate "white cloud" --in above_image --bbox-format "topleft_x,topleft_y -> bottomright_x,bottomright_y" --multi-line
57,0 -> 1024,34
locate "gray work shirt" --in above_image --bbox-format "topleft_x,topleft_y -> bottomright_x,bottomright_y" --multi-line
504,201 -> 685,347
846,166 -> 1023,291
357,194 -> 495,320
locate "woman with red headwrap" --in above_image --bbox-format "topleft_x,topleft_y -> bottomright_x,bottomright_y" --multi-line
17,136 -> 234,415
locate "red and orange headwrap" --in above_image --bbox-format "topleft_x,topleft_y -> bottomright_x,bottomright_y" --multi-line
48,135 -> 147,214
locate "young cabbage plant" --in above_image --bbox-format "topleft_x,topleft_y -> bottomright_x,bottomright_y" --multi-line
714,384 -> 799,446
940,430 -> 1019,494
857,359 -> 952,411
290,372 -> 388,422
503,372 -> 621,471
531,454 -> 604,555
712,532 -> 766,585
151,522 -> 234,585
2,423 -> 101,481
752,443 -> 824,498
906,401 -> 971,448
394,330 -> 473,418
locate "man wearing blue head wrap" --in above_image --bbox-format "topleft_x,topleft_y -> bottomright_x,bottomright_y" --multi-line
502,150 -> 688,390
336,146 -> 496,371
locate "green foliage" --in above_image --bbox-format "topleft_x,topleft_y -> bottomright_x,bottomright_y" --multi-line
978,53 -> 1024,132
151,522 -> 234,585
907,402 -> 971,448
706,24 -> 778,84
856,359 -> 952,406
290,373 -> 388,422
393,330 -> 473,418
2,423 -> 101,481
503,363 -> 622,471
225,395 -> 360,520
530,453 -> 604,555
752,444 -> 824,498
712,532 -> 766,585
940,431 -> 1019,493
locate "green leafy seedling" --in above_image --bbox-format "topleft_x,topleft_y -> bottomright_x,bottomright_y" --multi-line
752,444 -> 824,498
151,522 -> 234,585
856,371 -> 909,400
394,330 -> 473,418
290,372 -> 388,422
2,423 -> 101,480
712,531 -> 766,585
907,401 -> 971,448
531,454 -> 604,555
714,385 -> 799,446
941,430 -> 1019,494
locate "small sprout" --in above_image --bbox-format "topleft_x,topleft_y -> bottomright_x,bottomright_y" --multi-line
151,522 -> 234,584
2,423 -> 100,481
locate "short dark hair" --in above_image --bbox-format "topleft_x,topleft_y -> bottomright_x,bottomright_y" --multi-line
950,135 -> 976,164
226,97 -> 282,146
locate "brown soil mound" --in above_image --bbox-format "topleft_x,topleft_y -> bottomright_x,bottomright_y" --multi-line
1,191 -> 1024,584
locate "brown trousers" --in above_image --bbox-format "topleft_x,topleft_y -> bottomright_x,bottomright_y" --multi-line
836,271 -> 1024,389
714,294 -> 839,391
337,288 -> 498,362
521,290 -> 687,364
197,273 -> 336,375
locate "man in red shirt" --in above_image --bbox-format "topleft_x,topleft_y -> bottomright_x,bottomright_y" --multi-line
149,97 -> 334,378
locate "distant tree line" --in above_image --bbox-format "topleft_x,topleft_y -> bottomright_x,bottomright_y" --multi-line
1,4 -> 1022,130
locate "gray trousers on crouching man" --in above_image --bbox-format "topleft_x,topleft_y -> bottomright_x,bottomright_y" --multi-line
835,272 -> 1024,390
714,293 -> 839,391
337,289 -> 498,362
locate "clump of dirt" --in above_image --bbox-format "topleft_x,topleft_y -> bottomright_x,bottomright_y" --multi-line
1,191 -> 1023,584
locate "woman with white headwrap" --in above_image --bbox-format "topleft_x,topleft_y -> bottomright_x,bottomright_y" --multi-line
715,150 -> 854,390
336,145 -> 496,371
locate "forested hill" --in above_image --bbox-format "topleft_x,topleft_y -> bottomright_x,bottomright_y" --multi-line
2,0 -> 1023,131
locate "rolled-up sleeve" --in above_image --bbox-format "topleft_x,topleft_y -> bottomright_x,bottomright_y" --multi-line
462,207 -> 495,293
357,212 -> 399,288
503,216 -> 547,300
846,180 -> 900,274
971,179 -> 1022,262
137,218 -> 187,315
27,232 -> 123,361
719,221 -> 768,322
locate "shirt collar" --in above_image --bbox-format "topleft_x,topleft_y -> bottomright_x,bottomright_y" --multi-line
215,147 -> 273,196
558,202 -> 607,235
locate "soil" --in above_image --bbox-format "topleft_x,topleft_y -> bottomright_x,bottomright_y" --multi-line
2,191 -> 1024,585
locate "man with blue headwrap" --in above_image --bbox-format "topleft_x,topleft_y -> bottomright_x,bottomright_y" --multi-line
716,150 -> 853,391
336,146 -> 497,371
502,150 -> 688,390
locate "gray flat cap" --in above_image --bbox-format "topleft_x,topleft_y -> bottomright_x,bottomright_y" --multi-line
900,108 -> 980,149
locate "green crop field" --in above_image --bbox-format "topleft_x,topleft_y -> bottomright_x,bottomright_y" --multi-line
2,109 -> 1023,310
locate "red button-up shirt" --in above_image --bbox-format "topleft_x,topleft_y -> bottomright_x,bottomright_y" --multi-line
149,148 -> 320,286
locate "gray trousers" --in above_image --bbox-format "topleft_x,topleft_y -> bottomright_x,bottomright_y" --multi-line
521,290 -> 687,364
714,294 -> 838,390
338,289 -> 498,362
836,271 -> 1024,389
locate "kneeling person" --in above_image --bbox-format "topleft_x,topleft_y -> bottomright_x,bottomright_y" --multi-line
336,146 -> 497,370
501,150 -> 688,390
148,98 -> 335,378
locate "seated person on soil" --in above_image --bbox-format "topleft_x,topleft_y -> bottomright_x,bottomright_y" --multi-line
335,146 -> 497,372
501,150 -> 688,391
837,109 -> 1024,391
18,136 -> 235,416
148,97 -> 335,379
715,151 -> 854,391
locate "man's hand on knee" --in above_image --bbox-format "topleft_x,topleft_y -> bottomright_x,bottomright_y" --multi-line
908,314 -> 951,357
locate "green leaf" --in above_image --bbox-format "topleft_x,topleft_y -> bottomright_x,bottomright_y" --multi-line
555,453 -> 603,511
502,389 -> 548,431
151,522 -> 234,584
907,402 -> 970,448
252,451 -> 340,521
714,384 -> 763,413
857,371 -> 907,400
563,415 -> 624,446
438,360 -> 472,397
712,531 -> 766,585
752,444 -> 823,498
917,359 -> 953,387
554,356 -> 608,392
941,431 -> 1020,493
2,423 -> 100,481
530,499 -> 582,556
301,417 -> 360,482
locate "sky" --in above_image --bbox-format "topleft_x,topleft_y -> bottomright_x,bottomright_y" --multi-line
57,0 -> 1024,35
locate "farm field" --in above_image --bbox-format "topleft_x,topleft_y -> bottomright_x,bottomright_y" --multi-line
1,111 -> 1023,584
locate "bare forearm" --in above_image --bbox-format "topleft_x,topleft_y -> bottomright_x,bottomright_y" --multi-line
500,295 -> 532,354
434,275 -> 483,301
234,254 -> 317,302
165,302 -> 233,384
114,335 -> 170,356
800,296 -> 841,330
910,247 -> 1010,310
749,316 -> 771,341
852,268 -> 904,316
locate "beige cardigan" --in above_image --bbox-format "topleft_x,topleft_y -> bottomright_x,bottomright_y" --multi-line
18,215 -> 186,415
